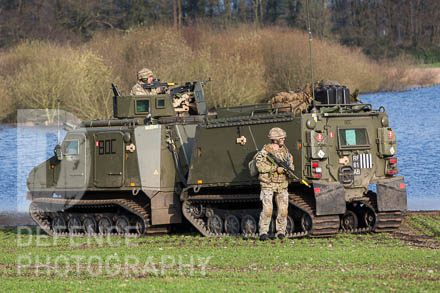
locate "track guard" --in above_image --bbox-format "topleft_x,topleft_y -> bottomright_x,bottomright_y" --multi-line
313,182 -> 346,216
151,192 -> 182,225
376,176 -> 407,212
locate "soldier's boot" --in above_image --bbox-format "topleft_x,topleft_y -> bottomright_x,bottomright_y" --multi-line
277,233 -> 285,240
259,234 -> 268,241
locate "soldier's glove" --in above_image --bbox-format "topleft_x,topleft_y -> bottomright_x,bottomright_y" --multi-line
276,167 -> 285,174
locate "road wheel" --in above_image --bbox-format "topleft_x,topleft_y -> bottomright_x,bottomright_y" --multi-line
98,216 -> 113,234
341,211 -> 359,230
301,213 -> 313,232
67,215 -> 83,234
363,208 -> 376,229
135,218 -> 146,235
207,214 -> 223,234
52,215 -> 66,233
224,215 -> 240,235
286,215 -> 294,234
115,216 -> 131,234
83,216 -> 97,234
241,215 -> 257,235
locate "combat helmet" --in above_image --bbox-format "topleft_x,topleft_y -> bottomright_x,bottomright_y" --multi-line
137,68 -> 153,80
268,127 -> 287,140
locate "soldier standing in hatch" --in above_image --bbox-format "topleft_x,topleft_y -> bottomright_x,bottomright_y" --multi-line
130,68 -> 159,95
256,127 -> 294,241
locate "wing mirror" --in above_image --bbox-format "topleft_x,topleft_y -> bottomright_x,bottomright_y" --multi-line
54,144 -> 63,161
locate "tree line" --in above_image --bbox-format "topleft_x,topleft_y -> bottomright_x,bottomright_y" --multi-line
0,0 -> 439,61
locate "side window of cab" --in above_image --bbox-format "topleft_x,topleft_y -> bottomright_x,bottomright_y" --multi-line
64,140 -> 79,155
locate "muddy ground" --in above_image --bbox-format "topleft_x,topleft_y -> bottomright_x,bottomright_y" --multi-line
0,212 -> 35,226
391,211 -> 440,249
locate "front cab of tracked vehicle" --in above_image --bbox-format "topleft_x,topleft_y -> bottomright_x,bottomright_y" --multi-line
27,94 -> 178,198
299,86 -> 407,217
27,81 -> 208,231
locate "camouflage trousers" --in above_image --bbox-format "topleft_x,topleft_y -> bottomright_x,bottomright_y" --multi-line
258,188 -> 289,236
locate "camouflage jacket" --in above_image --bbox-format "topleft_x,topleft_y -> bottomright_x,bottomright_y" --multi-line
130,82 -> 157,96
255,144 -> 294,190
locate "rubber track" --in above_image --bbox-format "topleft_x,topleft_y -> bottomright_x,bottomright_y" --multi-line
182,195 -> 308,239
368,193 -> 404,233
183,192 -> 403,238
29,198 -> 150,237
289,191 -> 403,235
288,193 -> 341,236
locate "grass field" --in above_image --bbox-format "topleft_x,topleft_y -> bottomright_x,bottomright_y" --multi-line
0,213 -> 439,292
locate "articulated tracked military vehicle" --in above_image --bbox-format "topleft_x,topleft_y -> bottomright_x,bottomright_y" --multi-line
27,81 -> 407,237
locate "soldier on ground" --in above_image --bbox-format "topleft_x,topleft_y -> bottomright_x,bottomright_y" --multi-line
255,127 -> 294,241
130,68 -> 158,96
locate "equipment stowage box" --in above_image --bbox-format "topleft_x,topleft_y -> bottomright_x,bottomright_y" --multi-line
315,86 -> 350,105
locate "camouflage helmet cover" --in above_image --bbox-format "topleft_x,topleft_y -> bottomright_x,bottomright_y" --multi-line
137,68 -> 153,80
268,127 -> 287,140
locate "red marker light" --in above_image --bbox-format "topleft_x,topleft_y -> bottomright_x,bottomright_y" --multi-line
314,188 -> 321,194
96,141 -> 99,147
329,131 -> 334,138
400,183 -> 406,189
312,162 -> 319,167
316,134 -> 323,142
389,158 -> 397,164
388,131 -> 393,139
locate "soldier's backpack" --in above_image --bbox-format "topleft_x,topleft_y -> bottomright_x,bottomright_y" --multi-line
248,152 -> 259,177
248,146 -> 275,177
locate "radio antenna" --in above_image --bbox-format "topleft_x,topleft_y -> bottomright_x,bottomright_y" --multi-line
57,99 -> 60,144
306,0 -> 316,107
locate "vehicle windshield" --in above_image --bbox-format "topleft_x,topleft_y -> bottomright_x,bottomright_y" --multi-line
338,128 -> 369,148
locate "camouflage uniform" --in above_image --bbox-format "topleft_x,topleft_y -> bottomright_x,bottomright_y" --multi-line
256,128 -> 294,237
130,68 -> 157,96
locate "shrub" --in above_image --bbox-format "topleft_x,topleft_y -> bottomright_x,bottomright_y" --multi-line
0,80 -> 14,121
2,41 -> 116,122
88,26 -> 266,108
0,25 -> 434,122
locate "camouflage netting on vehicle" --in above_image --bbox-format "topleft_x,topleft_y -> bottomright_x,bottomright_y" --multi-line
269,84 -> 313,112
316,79 -> 341,87
269,80 -> 347,111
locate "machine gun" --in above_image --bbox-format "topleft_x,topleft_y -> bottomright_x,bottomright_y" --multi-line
169,77 -> 212,96
139,77 -> 211,96
141,78 -> 177,91
266,152 -> 310,188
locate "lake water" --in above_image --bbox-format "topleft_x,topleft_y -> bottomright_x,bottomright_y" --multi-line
362,85 -> 440,210
1,85 -> 439,212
